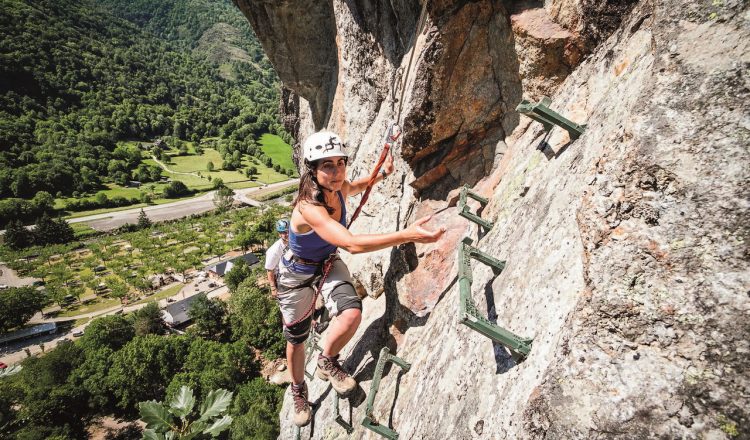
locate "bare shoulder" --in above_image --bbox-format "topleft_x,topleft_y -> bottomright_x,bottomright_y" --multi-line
294,201 -> 323,232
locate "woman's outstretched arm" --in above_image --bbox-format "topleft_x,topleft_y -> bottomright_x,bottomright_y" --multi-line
299,202 -> 445,254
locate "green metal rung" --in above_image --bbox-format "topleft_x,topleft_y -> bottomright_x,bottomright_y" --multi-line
459,185 -> 493,230
458,237 -> 533,359
516,96 -> 587,140
295,426 -> 301,440
333,393 -> 354,434
362,347 -> 411,439
303,330 -> 322,380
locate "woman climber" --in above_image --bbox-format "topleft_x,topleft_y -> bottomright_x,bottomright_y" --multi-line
276,130 -> 446,427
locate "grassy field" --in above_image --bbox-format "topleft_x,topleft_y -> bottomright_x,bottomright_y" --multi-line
54,183 -> 149,210
159,148 -> 289,186
167,148 -> 223,173
259,133 -> 296,173
56,137 -> 292,218
57,297 -> 121,318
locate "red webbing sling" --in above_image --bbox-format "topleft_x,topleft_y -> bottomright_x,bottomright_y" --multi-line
348,124 -> 401,228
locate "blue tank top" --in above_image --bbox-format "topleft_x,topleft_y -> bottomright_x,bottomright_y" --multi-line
287,191 -> 346,273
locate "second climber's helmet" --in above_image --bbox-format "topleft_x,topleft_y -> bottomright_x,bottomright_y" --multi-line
276,219 -> 289,233
302,131 -> 348,163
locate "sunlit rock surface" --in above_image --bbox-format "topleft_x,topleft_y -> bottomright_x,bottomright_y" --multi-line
234,0 -> 749,438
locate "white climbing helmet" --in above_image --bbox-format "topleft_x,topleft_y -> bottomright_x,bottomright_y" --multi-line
302,131 -> 348,163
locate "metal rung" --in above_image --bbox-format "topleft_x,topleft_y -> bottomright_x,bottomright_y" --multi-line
516,96 -> 586,140
333,393 -> 354,434
303,330 -> 322,380
459,185 -> 493,230
458,237 -> 533,359
362,347 -> 411,439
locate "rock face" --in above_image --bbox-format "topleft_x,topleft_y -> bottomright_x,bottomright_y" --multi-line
233,0 -> 749,438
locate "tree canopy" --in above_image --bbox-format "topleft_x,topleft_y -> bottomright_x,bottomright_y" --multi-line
0,0 -> 287,207
0,286 -> 48,332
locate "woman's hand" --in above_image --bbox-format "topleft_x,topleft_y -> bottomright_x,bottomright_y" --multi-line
403,215 -> 446,244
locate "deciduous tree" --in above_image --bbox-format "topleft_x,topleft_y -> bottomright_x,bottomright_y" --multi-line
0,287 -> 48,332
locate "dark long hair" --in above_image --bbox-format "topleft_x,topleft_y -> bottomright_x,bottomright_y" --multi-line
293,160 -> 335,214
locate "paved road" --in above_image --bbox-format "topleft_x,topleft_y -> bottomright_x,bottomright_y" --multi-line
69,178 -> 298,231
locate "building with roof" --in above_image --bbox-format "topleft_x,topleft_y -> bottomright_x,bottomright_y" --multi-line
206,253 -> 259,277
161,293 -> 206,328
0,322 -> 57,346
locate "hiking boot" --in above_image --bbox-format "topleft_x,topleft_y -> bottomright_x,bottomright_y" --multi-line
316,354 -> 356,395
290,382 -> 311,427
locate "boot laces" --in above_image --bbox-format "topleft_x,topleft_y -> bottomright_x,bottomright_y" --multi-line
292,385 -> 308,412
322,356 -> 349,381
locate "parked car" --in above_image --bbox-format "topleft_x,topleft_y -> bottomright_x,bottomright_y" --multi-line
0,284 -> 8,290
72,330 -> 84,337
0,362 -> 7,369
208,282 -> 217,288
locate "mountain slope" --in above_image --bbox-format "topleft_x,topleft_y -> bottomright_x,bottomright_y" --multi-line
0,0 -> 281,200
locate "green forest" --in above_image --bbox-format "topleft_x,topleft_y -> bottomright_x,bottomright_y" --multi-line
0,0 -> 290,226
0,205 -> 290,439
0,0 -> 296,438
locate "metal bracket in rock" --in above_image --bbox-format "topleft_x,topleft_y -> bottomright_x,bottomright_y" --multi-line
516,96 -> 587,140
362,346 -> 411,439
458,237 -> 533,360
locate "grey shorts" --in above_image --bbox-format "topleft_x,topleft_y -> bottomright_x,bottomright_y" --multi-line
277,256 -> 361,345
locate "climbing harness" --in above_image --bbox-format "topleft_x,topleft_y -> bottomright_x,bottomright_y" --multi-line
281,253 -> 337,328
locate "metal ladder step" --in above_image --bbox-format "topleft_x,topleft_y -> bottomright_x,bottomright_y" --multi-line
459,185 -> 493,231
516,96 -> 586,140
362,347 -> 411,439
458,237 -> 533,359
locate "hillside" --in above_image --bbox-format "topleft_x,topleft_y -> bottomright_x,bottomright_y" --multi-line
95,0 -> 271,79
235,0 -> 749,438
0,0 -> 282,204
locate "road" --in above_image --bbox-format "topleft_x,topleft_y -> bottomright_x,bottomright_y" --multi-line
68,178 -> 298,231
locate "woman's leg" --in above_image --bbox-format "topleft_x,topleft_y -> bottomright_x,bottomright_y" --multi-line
320,259 -> 363,357
287,341 -> 306,384
322,308 -> 361,357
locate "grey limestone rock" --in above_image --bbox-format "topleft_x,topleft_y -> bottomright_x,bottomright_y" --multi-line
235,0 -> 749,438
